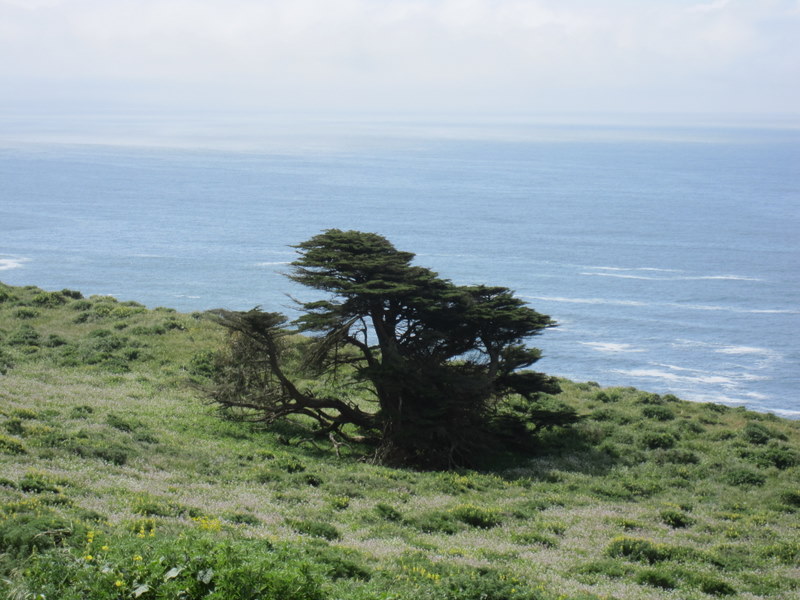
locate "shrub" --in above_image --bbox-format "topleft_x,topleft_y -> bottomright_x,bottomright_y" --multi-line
449,503 -> 501,528
105,412 -> 137,432
779,488 -> 800,508
288,519 -> 341,541
693,574 -> 736,596
636,392 -> 664,405
742,422 -> 785,444
636,568 -> 677,589
640,430 -> 677,449
133,494 -> 181,517
594,390 -> 620,403
69,404 -> 94,418
724,467 -> 766,487
375,503 -> 403,522
511,530 -> 558,548
224,512 -> 261,526
329,496 -> 350,510
411,511 -> 461,534
8,323 -> 40,346
0,347 -> 13,373
762,541 -> 800,565
0,433 -> 26,454
641,405 -> 675,421
656,448 -> 699,464
18,470 -> 64,494
757,443 -> 798,469
0,511 -> 85,557
70,299 -> 92,310
31,291 -> 68,306
572,558 -> 629,581
13,307 -> 39,319
607,536 -> 668,563
660,508 -> 694,528
302,542 -> 371,580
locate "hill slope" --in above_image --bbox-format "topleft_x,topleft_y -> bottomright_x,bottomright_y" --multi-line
1,283 -> 798,599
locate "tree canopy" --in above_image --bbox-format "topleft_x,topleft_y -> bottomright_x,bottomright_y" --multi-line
207,229 -> 574,468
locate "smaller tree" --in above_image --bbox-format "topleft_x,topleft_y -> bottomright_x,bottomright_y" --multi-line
207,230 -> 575,468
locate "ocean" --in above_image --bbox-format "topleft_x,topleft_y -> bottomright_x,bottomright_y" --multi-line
1,114 -> 798,417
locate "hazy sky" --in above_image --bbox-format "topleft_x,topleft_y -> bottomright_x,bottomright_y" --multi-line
1,0 -> 798,116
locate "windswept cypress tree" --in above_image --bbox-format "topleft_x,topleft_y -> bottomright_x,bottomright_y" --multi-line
208,230 -> 572,468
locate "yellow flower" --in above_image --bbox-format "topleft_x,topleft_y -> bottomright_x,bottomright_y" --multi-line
101,545 -> 110,551
84,555 -> 93,561
133,555 -> 143,562
114,580 -> 124,587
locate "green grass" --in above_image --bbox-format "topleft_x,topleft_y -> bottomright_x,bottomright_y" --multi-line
1,282 -> 799,599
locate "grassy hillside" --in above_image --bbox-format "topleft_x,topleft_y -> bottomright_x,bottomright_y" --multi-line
0,282 -> 798,600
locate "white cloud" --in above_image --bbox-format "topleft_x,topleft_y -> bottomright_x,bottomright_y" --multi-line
0,0 -> 797,114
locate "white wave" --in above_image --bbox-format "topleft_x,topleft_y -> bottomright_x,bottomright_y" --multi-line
668,303 -> 799,315
613,368 -> 735,386
581,342 -> 646,353
715,345 -> 772,356
690,275 -> 762,281
526,295 -> 648,307
0,256 -> 30,271
590,266 -> 681,273
581,271 -> 762,282
580,272 -> 664,280
770,408 -> 800,418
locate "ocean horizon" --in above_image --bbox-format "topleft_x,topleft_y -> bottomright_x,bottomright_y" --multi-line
2,113 -> 798,417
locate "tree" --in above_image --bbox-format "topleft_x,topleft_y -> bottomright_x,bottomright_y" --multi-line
207,230 -> 572,468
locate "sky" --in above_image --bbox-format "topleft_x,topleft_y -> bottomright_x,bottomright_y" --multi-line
1,0 -> 799,117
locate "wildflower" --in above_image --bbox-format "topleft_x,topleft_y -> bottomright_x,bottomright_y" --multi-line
133,555 -> 143,562
115,580 -> 124,587
101,545 -> 110,551
84,555 -> 93,561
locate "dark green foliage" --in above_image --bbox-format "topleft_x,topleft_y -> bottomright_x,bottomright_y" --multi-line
302,542 -> 371,580
68,404 -> 94,418
18,471 -> 63,494
607,537 -> 668,563
0,433 -> 26,454
724,467 -> 766,487
0,347 -> 13,373
288,519 -> 341,540
762,541 -> 800,565
641,405 -> 675,421
375,503 -> 403,521
636,568 -> 677,589
225,512 -> 261,526
742,422 -> 771,444
659,508 -> 693,528
31,291 -> 68,307
594,389 -> 621,403
779,488 -> 800,508
207,230 -> 565,468
449,503 -> 501,528
654,448 -> 699,464
13,307 -> 39,319
754,443 -> 798,469
16,532 -> 326,600
410,511 -> 461,534
189,349 -> 218,378
696,576 -> 736,596
0,511 -> 85,557
572,558 -> 630,581
640,430 -> 677,450
511,530 -> 558,547
8,323 -> 40,346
